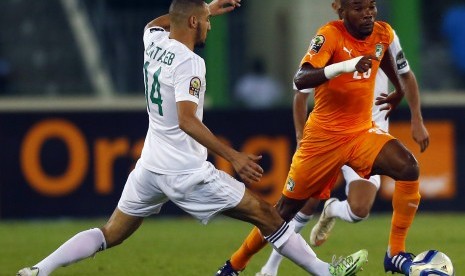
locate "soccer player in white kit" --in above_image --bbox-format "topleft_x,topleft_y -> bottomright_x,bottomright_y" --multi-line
255,1 -> 430,275
17,1 -> 369,275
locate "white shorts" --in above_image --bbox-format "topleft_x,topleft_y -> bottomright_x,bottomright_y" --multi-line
341,165 -> 380,196
117,161 -> 245,224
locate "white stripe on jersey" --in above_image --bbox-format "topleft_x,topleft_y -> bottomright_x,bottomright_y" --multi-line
140,27 -> 208,175
373,30 -> 410,132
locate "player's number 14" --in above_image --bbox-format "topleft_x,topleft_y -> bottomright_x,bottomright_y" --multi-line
144,62 -> 164,116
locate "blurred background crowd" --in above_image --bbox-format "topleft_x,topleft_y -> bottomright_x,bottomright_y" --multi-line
0,0 -> 464,108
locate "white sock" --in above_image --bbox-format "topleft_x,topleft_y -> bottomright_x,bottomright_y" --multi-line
260,212 -> 312,275
265,222 -> 330,275
35,228 -> 106,276
326,199 -> 363,222
293,211 -> 313,232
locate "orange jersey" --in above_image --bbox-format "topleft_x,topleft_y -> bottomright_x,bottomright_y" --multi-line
301,20 -> 394,134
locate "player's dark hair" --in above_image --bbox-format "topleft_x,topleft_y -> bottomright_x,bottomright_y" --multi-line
169,0 -> 205,26
340,0 -> 349,8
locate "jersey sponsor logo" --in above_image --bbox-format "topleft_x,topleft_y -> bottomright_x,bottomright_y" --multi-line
343,46 -> 353,57
375,44 -> 384,59
189,77 -> 201,98
286,177 -> 295,192
396,51 -> 408,70
309,35 -> 325,54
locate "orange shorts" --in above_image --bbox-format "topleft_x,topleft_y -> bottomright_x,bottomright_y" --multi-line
283,123 -> 394,200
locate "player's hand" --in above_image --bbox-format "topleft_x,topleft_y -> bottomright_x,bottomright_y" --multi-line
232,152 -> 263,186
375,91 -> 404,120
411,120 -> 430,152
209,0 -> 241,16
355,55 -> 378,73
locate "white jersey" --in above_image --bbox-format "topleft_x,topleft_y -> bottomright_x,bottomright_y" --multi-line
140,27 -> 208,175
372,31 -> 410,131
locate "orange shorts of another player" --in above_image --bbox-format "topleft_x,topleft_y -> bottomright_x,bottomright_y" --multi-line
283,123 -> 394,200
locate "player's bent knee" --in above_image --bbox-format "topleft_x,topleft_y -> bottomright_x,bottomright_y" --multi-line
394,151 -> 420,180
400,160 -> 420,181
350,205 -> 370,221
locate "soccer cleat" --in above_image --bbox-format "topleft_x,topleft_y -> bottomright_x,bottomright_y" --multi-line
384,251 -> 415,275
310,198 -> 338,246
329,249 -> 368,276
16,267 -> 39,276
215,260 -> 241,276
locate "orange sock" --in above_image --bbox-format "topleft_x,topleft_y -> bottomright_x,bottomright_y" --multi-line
389,180 -> 421,256
230,227 -> 267,271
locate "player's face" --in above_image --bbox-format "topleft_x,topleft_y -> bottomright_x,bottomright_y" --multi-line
341,0 -> 377,39
194,3 -> 211,48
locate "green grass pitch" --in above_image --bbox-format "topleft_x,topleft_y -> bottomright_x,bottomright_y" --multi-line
1,213 -> 463,275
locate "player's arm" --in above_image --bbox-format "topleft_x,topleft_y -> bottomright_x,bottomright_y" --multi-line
208,0 -> 241,15
294,56 -> 375,90
400,71 -> 429,152
145,15 -> 170,32
295,28 -> 368,90
177,101 -> 263,185
378,46 -> 429,152
293,89 -> 311,148
144,0 -> 241,32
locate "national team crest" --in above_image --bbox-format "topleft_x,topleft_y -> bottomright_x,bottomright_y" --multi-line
375,44 -> 384,59
189,77 -> 201,98
310,35 -> 325,53
286,177 -> 295,192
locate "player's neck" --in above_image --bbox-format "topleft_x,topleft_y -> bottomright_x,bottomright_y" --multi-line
169,29 -> 195,51
343,22 -> 369,40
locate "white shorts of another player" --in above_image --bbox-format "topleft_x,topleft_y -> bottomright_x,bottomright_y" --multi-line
118,161 -> 245,224
341,165 -> 381,196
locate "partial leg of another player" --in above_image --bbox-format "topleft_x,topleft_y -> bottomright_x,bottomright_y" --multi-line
310,167 -> 379,247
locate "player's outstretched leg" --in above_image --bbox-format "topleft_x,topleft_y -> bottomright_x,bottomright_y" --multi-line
16,228 -> 106,276
310,198 -> 338,246
256,211 -> 314,276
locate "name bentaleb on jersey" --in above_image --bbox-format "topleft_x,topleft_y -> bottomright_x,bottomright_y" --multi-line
145,41 -> 176,65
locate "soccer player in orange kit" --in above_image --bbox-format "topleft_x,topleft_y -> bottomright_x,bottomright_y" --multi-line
216,0 -> 420,275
